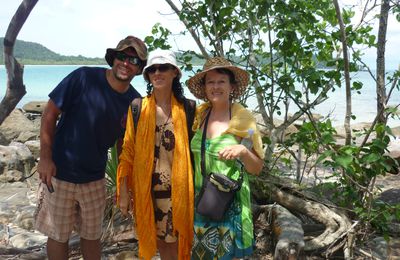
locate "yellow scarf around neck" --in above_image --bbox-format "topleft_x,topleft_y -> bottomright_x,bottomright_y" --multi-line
193,102 -> 265,159
117,94 -> 194,259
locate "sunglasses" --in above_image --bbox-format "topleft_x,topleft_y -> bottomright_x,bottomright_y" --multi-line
146,64 -> 174,74
115,52 -> 142,66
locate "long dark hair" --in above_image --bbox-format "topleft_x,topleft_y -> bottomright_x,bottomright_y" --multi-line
146,77 -> 185,103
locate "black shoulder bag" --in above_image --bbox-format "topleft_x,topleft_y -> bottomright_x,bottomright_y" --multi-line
196,110 -> 243,221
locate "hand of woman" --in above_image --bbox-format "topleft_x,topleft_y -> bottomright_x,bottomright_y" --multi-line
218,144 -> 248,160
219,144 -> 264,175
118,179 -> 131,216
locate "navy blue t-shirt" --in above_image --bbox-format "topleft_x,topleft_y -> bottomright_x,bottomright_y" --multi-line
49,67 -> 140,183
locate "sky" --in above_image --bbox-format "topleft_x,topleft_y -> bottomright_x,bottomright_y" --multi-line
0,0 -> 399,70
0,0 -> 192,57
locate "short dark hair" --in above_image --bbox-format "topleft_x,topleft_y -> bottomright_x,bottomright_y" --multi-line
201,68 -> 237,86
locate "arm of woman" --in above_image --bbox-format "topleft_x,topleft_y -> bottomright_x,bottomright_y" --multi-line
117,105 -> 136,215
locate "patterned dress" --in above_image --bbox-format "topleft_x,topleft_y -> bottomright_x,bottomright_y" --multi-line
152,120 -> 177,242
191,130 -> 254,259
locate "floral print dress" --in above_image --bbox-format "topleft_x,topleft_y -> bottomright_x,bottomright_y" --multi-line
152,120 -> 177,242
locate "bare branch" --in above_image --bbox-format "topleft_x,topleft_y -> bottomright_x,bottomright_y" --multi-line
164,0 -> 209,58
0,0 -> 38,125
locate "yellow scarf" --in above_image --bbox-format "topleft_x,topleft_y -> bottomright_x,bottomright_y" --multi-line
193,102 -> 265,159
117,94 -> 194,259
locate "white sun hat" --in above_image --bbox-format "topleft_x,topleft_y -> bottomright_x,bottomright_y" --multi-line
143,49 -> 182,82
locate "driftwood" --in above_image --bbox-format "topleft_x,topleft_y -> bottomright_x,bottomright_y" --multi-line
252,174 -> 353,258
0,0 -> 38,125
256,204 -> 305,260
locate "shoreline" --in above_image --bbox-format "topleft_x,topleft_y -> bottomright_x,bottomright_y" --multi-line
1,65 -> 399,129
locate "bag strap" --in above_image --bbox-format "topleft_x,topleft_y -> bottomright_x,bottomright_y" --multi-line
184,98 -> 196,167
200,109 -> 244,185
183,98 -> 196,141
131,97 -> 142,131
200,109 -> 211,177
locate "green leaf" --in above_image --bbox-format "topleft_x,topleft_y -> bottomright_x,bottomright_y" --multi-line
362,153 -> 381,163
335,154 -> 353,168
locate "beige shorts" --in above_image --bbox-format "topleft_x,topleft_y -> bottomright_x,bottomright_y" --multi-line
34,177 -> 106,243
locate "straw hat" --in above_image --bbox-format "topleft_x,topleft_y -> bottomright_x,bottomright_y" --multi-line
187,57 -> 249,100
105,36 -> 148,74
143,49 -> 182,82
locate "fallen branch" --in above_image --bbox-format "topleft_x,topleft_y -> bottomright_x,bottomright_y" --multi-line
252,174 -> 352,255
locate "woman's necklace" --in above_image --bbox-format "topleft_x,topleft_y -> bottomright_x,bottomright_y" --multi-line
158,110 -> 172,147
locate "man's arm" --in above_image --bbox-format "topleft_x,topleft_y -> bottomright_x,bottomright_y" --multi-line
37,99 -> 61,190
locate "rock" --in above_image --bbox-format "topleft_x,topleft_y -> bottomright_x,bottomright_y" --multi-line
0,170 -> 24,183
391,126 -> 400,136
25,140 -> 40,160
0,133 -> 9,146
114,251 -> 137,259
385,136 -> 400,174
16,131 -> 39,143
22,101 -> 47,114
0,142 -> 35,178
364,237 -> 400,260
334,122 -> 373,139
387,136 -> 400,159
0,210 -> 14,228
377,188 -> 400,205
253,113 -> 298,142
32,117 -> 42,130
16,205 -> 37,230
9,233 -> 47,249
290,113 -> 324,123
0,224 -> 10,242
0,109 -> 38,142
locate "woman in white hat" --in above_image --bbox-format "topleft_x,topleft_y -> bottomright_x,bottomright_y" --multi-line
117,49 -> 195,260
187,57 -> 264,259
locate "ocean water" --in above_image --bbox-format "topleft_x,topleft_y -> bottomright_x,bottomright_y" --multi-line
0,65 -> 399,127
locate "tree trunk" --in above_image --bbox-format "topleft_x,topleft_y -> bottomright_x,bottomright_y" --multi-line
376,0 -> 390,126
333,0 -> 352,145
0,0 -> 38,125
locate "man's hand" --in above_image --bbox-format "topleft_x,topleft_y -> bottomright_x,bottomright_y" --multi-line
38,99 -> 61,192
37,158 -> 56,191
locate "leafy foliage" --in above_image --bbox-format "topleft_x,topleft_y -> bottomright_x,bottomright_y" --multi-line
146,0 -> 400,242
105,142 -> 119,193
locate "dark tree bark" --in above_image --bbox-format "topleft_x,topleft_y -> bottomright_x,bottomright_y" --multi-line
0,0 -> 38,125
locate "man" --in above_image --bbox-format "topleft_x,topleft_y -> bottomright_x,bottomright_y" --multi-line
34,36 -> 147,260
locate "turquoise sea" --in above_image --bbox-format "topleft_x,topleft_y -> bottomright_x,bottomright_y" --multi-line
0,65 -> 399,127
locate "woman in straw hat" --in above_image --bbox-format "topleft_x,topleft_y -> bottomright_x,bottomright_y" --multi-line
187,57 -> 264,259
116,49 -> 195,260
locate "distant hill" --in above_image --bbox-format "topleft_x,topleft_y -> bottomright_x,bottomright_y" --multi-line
0,38 -> 105,65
